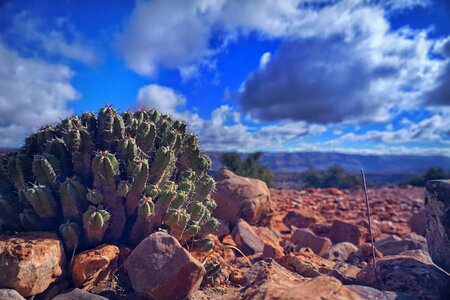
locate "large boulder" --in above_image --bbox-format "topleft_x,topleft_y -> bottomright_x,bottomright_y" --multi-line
0,232 -> 66,297
213,169 -> 272,225
357,250 -> 450,300
291,228 -> 332,256
425,180 -> 450,272
124,232 -> 205,300
71,244 -> 119,290
231,219 -> 264,255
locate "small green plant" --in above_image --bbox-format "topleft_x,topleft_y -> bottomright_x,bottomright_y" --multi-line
302,165 -> 360,189
221,152 -> 274,187
403,167 -> 449,187
0,106 -> 218,252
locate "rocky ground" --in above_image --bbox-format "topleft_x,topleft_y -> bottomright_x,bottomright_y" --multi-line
0,169 -> 448,300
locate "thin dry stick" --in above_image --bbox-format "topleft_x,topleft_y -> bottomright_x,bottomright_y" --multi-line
360,169 -> 379,285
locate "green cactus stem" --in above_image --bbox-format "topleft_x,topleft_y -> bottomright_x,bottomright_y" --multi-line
24,185 -> 58,218
59,221 -> 80,253
32,155 -> 58,186
60,178 -> 87,220
82,205 -> 110,247
148,146 -> 175,186
125,157 -> 149,216
92,151 -> 125,243
136,121 -> 156,153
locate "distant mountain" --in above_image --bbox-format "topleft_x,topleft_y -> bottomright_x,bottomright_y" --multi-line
207,151 -> 450,187
207,151 -> 450,174
0,148 -> 15,154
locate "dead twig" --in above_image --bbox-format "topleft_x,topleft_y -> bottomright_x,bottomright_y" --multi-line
360,169 -> 379,286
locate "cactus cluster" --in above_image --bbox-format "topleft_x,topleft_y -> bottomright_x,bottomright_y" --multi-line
0,106 -> 218,252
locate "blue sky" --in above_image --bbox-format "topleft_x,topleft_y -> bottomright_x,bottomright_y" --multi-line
0,0 -> 449,155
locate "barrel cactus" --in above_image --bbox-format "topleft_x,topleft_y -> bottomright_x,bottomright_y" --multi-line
0,106 -> 218,252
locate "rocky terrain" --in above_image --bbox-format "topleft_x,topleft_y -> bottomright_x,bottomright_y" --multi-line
0,169 -> 449,299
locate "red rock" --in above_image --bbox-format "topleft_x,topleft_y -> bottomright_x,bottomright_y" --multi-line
262,243 -> 284,259
409,210 -> 426,236
279,248 -> 336,278
282,209 -> 318,229
374,235 -> 427,256
241,258 -> 306,299
291,228 -> 331,256
357,252 -> 450,300
213,169 -> 272,225
71,244 -> 119,290
125,232 -> 205,300
231,219 -> 264,255
0,232 -> 66,297
329,220 -> 364,245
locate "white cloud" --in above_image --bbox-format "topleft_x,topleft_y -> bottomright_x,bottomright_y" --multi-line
0,41 -> 78,147
375,0 -> 431,12
116,0 -> 216,77
326,112 -> 450,145
259,52 -> 271,69
7,12 -> 100,66
134,85 -> 327,151
136,84 -> 186,115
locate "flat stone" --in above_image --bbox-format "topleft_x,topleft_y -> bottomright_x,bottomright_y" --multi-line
279,248 -> 336,278
347,285 -> 416,300
51,288 -> 108,300
375,235 -> 427,256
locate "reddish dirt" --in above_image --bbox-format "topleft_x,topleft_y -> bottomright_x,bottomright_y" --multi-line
270,186 -> 424,238
192,186 -> 425,298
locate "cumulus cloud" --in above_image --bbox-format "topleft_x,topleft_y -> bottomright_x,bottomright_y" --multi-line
238,2 -> 445,123
134,84 -> 325,151
374,0 -> 431,12
5,12 -> 100,66
0,41 -> 78,147
116,0 -> 215,77
326,112 -> 450,145
136,84 -> 186,115
425,38 -> 450,105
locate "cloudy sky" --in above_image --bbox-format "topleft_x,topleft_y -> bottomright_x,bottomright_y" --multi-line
0,0 -> 449,155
